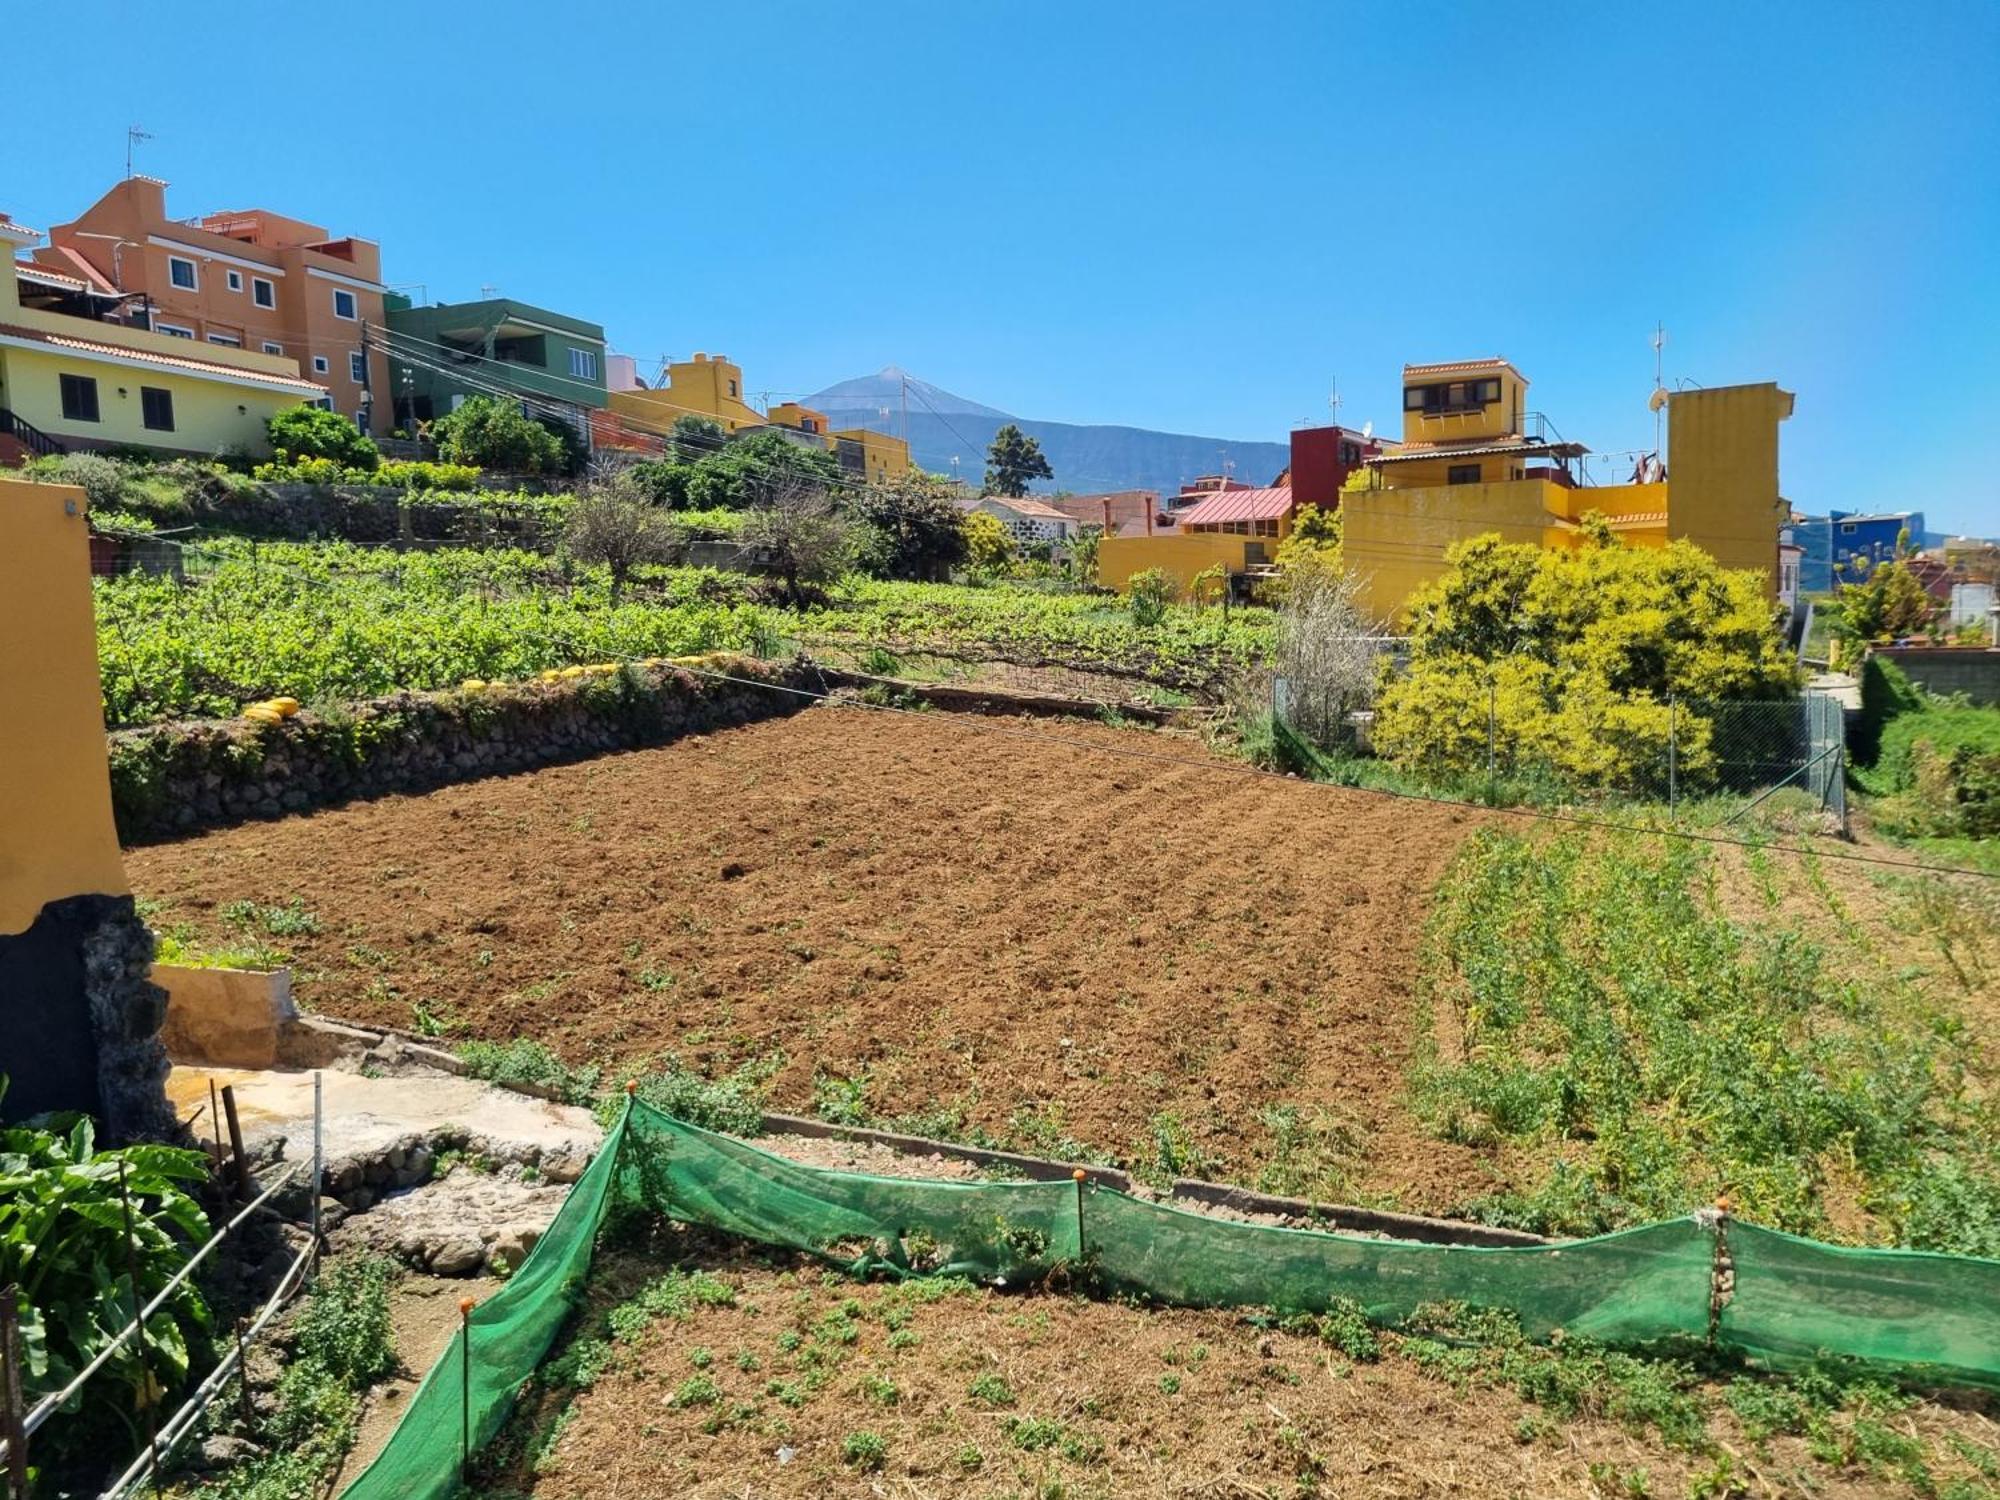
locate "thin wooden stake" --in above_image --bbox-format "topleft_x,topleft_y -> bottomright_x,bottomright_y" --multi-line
1,1285 -> 29,1500
117,1158 -> 162,1484
208,1078 -> 227,1180
1072,1168 -> 1088,1266
220,1085 -> 250,1205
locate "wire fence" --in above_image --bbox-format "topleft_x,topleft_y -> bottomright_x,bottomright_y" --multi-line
1275,667 -> 1849,831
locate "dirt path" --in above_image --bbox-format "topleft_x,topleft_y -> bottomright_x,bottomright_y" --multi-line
128,706 -> 1495,1210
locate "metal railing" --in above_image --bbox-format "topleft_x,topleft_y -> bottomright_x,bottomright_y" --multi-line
0,408 -> 64,459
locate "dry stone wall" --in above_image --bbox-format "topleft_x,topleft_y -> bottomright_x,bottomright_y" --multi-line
109,654 -> 814,844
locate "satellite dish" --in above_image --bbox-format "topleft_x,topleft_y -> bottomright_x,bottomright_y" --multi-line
1361,419 -> 1374,440
1648,386 -> 1670,413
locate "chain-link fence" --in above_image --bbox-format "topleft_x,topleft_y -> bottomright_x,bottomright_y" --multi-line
1274,665 -> 1848,830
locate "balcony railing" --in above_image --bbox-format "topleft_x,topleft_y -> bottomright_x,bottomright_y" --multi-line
0,407 -> 65,458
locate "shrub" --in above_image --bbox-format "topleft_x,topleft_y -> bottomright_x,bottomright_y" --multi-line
1373,535 -> 1799,790
1127,567 -> 1174,626
458,1038 -> 602,1106
430,395 -> 568,474
851,471 -> 970,582
268,405 -> 380,469
1868,707 -> 2000,839
36,450 -> 130,509
960,511 -> 1015,574
564,472 -> 687,602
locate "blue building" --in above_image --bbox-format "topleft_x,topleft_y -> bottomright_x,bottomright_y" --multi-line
1791,510 -> 1924,592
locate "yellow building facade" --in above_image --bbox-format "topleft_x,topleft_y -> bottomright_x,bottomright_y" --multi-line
607,351 -> 764,438
1,217 -> 330,458
1343,358 -> 1793,621
0,476 -> 128,936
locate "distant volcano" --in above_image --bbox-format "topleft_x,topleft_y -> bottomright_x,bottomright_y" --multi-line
804,367 -> 1289,496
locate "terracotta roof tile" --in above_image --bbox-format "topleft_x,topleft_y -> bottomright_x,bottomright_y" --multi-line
0,322 -> 327,393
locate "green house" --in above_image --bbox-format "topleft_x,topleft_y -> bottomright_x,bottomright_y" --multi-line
384,294 -> 607,441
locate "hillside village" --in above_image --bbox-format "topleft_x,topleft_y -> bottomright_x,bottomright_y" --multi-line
3,107 -> 2000,1500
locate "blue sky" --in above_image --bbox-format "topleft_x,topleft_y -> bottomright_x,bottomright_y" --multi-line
11,2 -> 1998,533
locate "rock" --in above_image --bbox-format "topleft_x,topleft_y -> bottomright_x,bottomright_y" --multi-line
402,1143 -> 435,1184
429,1237 -> 486,1276
387,1144 -> 408,1172
200,1435 -> 262,1470
344,1187 -> 376,1212
539,1145 -> 588,1184
316,1196 -> 350,1231
488,1223 -> 541,1271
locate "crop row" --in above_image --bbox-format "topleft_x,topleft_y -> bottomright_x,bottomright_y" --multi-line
94,542 -> 1276,726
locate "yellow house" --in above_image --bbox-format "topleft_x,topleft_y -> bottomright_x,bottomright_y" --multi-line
1099,485 -> 1295,594
0,214 -> 327,459
607,350 -> 763,441
828,425 -> 910,484
1343,358 -> 1793,620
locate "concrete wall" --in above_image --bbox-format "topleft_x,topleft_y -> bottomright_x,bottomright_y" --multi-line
1098,531 -> 1273,595
0,478 -> 170,1136
1873,647 -> 2000,706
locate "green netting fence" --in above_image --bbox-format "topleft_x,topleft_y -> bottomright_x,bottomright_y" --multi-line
340,1099 -> 2000,1499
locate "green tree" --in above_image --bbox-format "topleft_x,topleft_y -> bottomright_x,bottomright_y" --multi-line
983,423 -> 1053,497
1842,560 -> 1936,641
852,470 -> 970,581
430,395 -> 567,474
685,430 -> 842,510
671,414 -> 727,463
1127,567 -> 1175,626
268,405 -> 380,469
1373,535 -> 1800,788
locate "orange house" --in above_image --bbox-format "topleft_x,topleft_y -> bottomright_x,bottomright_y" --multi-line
38,177 -> 390,430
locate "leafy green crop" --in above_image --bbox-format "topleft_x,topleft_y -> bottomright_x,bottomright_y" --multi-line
0,1101 -> 211,1465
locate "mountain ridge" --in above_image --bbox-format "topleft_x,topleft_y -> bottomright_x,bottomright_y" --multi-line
804,367 -> 1291,496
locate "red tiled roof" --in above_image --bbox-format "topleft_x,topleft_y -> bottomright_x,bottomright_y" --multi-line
0,322 -> 328,393
1177,485 -> 1293,527
16,261 -> 87,290
1043,490 -> 1163,537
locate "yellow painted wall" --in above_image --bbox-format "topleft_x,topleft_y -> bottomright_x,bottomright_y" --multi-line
1099,532 -> 1277,595
1344,477 -> 1567,621
767,401 -> 830,435
0,344 -> 301,456
0,479 -> 128,935
1665,383 -> 1793,594
0,272 -> 317,456
832,427 -> 911,483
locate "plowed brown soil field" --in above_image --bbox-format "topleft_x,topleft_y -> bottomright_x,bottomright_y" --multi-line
128,706 -> 1499,1210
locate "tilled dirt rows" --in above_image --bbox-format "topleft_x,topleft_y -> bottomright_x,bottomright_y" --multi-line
129,706 -> 1495,1209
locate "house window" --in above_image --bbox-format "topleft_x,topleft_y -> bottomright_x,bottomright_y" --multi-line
1448,463 -> 1483,485
1405,378 -> 1502,414
568,347 -> 598,379
167,255 -> 198,291
59,373 -> 100,422
332,288 -> 358,320
262,341 -> 283,355
208,333 -> 242,348
252,277 -> 276,309
310,397 -> 334,411
349,351 -> 368,383
1841,522 -> 1857,534
728,379 -> 738,397
312,355 -> 330,374
226,269 -> 243,292
141,386 -> 175,432
157,323 -> 195,339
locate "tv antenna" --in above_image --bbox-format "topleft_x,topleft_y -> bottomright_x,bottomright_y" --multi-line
1648,322 -> 1670,455
125,125 -> 153,179
1327,377 -> 1342,427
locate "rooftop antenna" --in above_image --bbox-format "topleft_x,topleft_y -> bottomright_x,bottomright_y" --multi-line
479,283 -> 500,299
125,125 -> 153,179
1648,322 -> 1670,456
1327,377 -> 1342,429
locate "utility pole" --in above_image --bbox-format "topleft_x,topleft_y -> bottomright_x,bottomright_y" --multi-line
358,320 -> 375,435
125,125 -> 153,179
900,373 -> 910,446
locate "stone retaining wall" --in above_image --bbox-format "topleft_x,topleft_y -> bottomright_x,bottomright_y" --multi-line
110,654 -> 812,844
